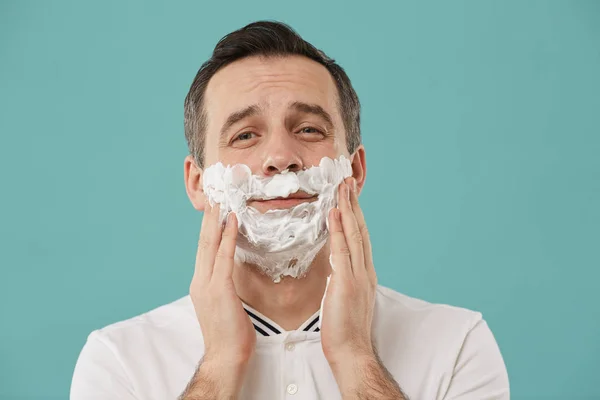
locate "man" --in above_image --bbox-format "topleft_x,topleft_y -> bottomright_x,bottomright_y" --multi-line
71,21 -> 509,399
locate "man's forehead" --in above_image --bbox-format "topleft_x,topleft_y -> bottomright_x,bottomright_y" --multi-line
204,56 -> 339,117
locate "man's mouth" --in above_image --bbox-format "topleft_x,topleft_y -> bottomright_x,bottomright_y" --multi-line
248,192 -> 318,211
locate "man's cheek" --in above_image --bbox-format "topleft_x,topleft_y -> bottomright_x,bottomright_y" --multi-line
202,155 -> 352,282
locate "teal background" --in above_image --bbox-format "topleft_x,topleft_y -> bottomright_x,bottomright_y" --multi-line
1,1 -> 599,399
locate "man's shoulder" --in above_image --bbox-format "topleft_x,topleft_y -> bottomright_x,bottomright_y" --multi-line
86,295 -> 199,347
72,296 -> 202,398
374,285 -> 509,399
374,284 -> 483,340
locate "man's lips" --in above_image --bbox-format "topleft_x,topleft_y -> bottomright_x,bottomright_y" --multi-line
248,192 -> 318,210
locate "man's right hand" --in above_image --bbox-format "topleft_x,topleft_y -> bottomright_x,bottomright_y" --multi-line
184,202 -> 256,399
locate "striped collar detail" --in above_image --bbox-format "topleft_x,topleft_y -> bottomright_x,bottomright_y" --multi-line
242,302 -> 321,336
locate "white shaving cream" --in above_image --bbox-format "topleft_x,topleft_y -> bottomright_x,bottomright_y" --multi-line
202,155 -> 352,282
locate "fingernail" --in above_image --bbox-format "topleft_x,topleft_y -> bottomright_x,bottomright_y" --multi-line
352,178 -> 357,193
226,213 -> 234,226
344,183 -> 350,202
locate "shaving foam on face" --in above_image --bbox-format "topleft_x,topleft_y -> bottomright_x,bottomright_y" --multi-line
202,155 -> 352,282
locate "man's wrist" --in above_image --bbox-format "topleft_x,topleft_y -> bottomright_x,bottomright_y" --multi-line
203,355 -> 249,395
326,346 -> 375,373
327,349 -> 376,385
179,355 -> 249,400
327,350 -> 407,399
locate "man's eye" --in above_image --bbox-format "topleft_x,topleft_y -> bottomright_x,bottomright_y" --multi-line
298,127 -> 323,135
234,132 -> 256,142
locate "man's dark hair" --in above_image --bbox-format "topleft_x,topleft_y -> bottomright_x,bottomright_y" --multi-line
184,20 -> 361,168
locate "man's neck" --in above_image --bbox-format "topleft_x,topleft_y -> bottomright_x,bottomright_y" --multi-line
233,246 -> 332,331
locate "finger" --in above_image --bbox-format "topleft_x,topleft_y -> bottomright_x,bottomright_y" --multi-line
328,207 -> 352,280
194,201 -> 223,283
348,178 -> 377,285
338,180 -> 367,280
212,212 -> 238,282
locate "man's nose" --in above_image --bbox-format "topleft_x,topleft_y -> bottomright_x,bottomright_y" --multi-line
261,134 -> 304,176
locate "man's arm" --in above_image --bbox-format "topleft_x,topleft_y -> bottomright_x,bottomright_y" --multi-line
329,348 -> 409,400
178,356 -> 247,400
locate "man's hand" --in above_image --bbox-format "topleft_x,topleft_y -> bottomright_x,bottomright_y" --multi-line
321,178 -> 407,399
181,203 -> 255,399
321,177 -> 377,363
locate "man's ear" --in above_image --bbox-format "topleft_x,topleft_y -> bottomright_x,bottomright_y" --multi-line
184,155 -> 206,211
350,145 -> 366,195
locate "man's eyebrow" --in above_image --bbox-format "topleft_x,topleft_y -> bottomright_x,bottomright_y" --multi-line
289,101 -> 334,130
220,104 -> 262,138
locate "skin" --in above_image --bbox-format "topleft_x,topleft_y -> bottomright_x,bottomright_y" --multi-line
181,55 -> 406,399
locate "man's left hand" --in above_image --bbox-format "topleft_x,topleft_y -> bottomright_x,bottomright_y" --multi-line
320,176 -> 378,367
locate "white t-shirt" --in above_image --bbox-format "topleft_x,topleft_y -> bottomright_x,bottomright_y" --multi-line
71,285 -> 509,399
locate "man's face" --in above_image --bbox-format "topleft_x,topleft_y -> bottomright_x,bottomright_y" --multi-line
200,55 -> 352,213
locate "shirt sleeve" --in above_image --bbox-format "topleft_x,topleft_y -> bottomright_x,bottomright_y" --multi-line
70,330 -> 137,400
443,319 -> 510,400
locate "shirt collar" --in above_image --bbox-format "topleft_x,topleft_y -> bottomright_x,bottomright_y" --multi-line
241,301 -> 321,336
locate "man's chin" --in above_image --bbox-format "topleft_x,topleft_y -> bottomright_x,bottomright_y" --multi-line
257,265 -> 313,283
236,245 -> 319,282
